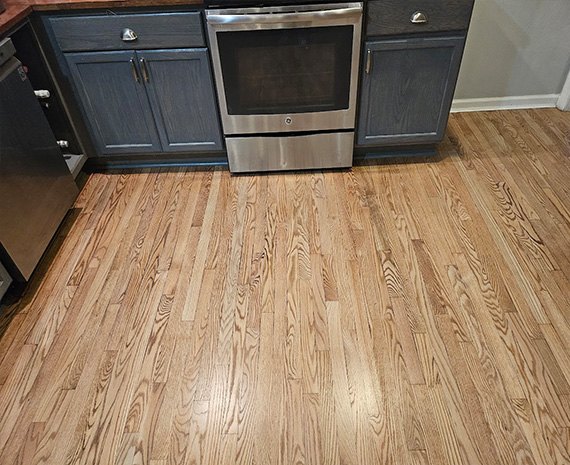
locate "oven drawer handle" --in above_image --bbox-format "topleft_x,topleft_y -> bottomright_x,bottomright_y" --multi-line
206,6 -> 362,25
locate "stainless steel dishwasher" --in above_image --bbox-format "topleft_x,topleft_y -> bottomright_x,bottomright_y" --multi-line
0,38 -> 78,286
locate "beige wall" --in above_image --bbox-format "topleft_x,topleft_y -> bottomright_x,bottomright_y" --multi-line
454,0 -> 570,99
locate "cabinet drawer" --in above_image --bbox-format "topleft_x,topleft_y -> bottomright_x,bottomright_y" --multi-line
48,12 -> 205,52
366,0 -> 474,36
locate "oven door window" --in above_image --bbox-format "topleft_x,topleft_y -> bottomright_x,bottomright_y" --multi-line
217,26 -> 353,115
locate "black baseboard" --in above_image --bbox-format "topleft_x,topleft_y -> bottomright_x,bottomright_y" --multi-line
353,143 -> 438,160
83,144 -> 439,172
84,152 -> 229,171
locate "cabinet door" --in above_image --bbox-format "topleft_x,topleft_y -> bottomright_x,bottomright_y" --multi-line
65,51 -> 162,155
357,35 -> 465,146
136,49 -> 223,152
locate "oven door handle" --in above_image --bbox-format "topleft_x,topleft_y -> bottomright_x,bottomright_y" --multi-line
206,6 -> 362,25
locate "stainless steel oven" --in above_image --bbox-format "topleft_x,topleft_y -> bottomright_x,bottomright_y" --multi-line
206,3 -> 363,172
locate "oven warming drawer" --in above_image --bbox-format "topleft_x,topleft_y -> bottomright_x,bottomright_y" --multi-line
226,132 -> 354,173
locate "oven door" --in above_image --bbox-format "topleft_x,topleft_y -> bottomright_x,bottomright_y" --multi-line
206,3 -> 363,135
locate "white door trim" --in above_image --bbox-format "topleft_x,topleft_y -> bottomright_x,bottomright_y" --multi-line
557,68 -> 570,111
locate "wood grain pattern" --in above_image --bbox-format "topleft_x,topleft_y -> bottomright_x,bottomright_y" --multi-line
1,108 -> 570,464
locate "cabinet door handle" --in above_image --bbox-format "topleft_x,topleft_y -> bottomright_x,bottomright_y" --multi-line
140,58 -> 149,82
365,49 -> 372,74
410,11 -> 428,23
130,58 -> 140,83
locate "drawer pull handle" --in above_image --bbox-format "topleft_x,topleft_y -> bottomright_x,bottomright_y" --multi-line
140,58 -> 149,82
366,49 -> 372,74
121,28 -> 138,42
410,11 -> 428,24
130,58 -> 140,83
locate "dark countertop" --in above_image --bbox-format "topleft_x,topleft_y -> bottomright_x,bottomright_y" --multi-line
0,0 -> 203,35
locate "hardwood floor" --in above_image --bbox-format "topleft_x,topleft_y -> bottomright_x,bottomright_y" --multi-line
1,107 -> 570,465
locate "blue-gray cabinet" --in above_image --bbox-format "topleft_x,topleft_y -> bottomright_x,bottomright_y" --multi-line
66,50 -> 162,154
137,49 -> 222,152
65,48 -> 222,156
357,35 -> 465,146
